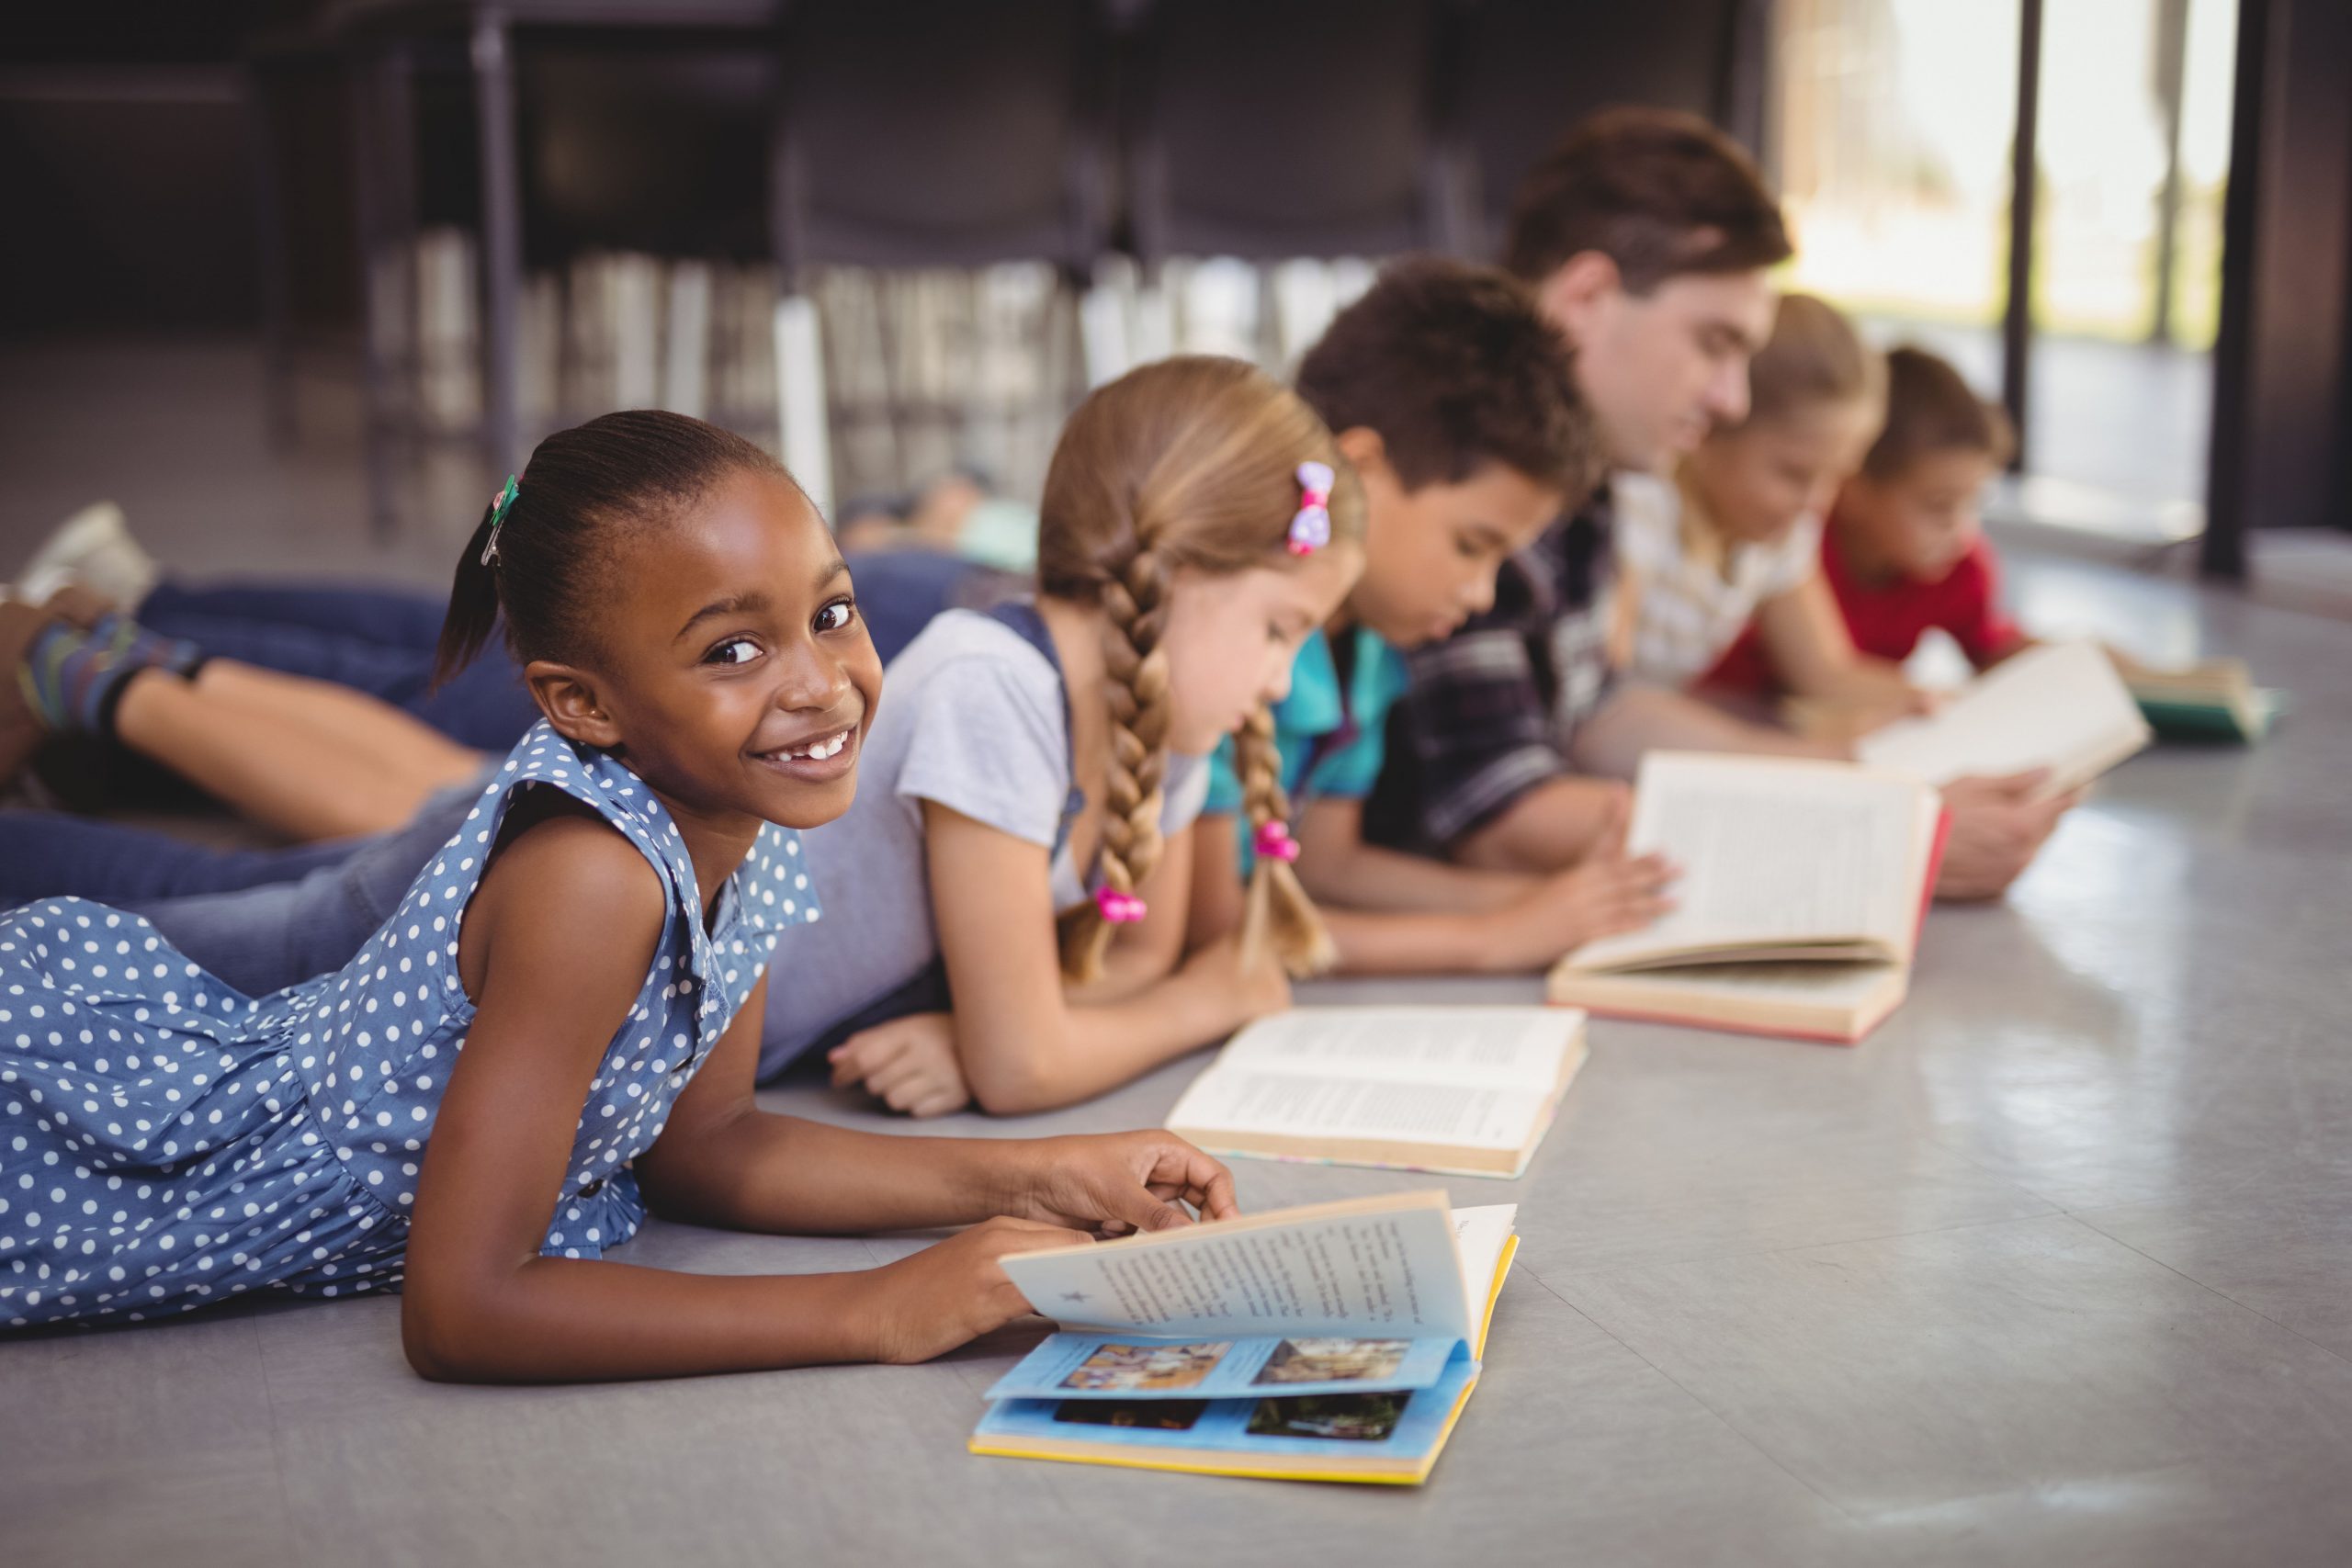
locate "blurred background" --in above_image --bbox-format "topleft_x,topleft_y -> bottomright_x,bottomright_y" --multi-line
2,0 -> 2346,606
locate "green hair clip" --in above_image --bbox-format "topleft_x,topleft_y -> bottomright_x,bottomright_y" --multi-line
479,474 -> 521,566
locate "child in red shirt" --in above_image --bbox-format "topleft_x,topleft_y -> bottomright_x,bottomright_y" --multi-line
1708,345 -> 2024,694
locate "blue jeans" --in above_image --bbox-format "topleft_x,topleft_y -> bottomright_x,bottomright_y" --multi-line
2,549 -> 996,999
135,551 -> 990,751
0,776 -> 483,998
140,580 -> 541,750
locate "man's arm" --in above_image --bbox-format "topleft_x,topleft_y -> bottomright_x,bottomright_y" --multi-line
1566,682 -> 1841,781
1451,774 -> 1629,874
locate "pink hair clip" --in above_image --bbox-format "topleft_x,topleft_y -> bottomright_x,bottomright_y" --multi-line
1287,461 -> 1334,556
1253,819 -> 1301,863
1095,886 -> 1148,924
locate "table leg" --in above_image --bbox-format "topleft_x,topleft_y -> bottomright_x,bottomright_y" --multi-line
470,15 -> 523,475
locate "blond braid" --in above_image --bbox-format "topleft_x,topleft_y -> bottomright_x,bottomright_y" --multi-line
1056,543 -> 1173,982
1233,705 -> 1337,977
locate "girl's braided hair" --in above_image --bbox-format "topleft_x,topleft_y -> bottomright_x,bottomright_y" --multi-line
1036,356 -> 1363,981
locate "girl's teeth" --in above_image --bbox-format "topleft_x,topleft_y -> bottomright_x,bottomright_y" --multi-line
779,731 -> 845,761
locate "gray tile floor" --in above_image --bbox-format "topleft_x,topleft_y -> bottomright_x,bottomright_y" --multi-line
4,338 -> 2351,1567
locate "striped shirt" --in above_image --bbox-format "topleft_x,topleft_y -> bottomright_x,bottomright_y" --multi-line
1364,491 -> 1619,851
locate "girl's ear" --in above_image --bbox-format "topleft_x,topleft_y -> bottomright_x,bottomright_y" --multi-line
525,660 -> 624,750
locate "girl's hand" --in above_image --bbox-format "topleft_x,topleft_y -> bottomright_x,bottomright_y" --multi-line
855,1215 -> 1079,1364
1180,933 -> 1291,1024
1485,842 -> 1678,971
1899,684 -> 1944,717
829,1011 -> 971,1119
1009,1130 -> 1241,1237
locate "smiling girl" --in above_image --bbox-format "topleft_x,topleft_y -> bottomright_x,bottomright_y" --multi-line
785,357 -> 1365,1117
0,411 -> 1238,1374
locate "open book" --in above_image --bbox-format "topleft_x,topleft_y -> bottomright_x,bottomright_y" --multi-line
2123,658 -> 2283,743
971,1191 -> 1517,1484
1163,1007 -> 1588,1179
1857,640 -> 2152,795
1547,752 -> 1946,1043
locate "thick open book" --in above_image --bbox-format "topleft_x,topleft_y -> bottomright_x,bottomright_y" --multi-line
2123,658 -> 2283,742
1857,640 -> 2152,795
971,1191 -> 1517,1484
1547,752 -> 1946,1043
1162,1007 -> 1588,1179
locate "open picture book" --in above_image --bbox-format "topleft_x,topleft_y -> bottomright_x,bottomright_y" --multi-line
1163,1006 -> 1588,1178
1547,752 -> 1947,1043
2122,657 -> 2284,743
971,1190 -> 1517,1484
1857,639 -> 2153,795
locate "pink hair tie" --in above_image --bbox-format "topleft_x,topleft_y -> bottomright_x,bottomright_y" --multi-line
1095,886 -> 1148,924
1253,819 -> 1301,863
1287,461 -> 1334,556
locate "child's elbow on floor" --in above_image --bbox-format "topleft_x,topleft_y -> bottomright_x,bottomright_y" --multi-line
400,1291 -> 507,1383
962,1054 -> 1063,1118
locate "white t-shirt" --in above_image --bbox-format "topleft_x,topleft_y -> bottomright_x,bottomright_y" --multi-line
762,608 -> 1211,1074
1614,471 -> 1823,688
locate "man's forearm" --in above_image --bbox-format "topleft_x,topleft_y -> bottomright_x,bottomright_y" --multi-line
1569,683 -> 1838,780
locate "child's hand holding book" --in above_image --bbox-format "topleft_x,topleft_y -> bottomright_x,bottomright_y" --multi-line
851,1130 -> 1241,1364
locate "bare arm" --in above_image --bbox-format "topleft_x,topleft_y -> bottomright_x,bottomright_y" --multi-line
1075,822 -> 1197,1004
1450,775 -> 1631,874
1293,796 -> 1533,915
400,813 -> 1239,1382
926,801 -> 1284,1114
1752,573 -> 1918,705
1567,682 -> 1844,781
1292,796 -> 1674,976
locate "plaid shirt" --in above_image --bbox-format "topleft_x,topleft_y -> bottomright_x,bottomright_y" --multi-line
1367,491 -> 1619,850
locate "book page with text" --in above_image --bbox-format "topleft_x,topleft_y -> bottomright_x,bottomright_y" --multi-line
1166,1071 -> 1554,1151
1000,1192 -> 1472,1343
1566,754 -> 1925,970
1860,640 -> 2151,789
1205,1007 -> 1580,1090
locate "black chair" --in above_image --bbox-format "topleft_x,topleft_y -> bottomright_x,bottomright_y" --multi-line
1121,0 -> 1451,266
516,39 -> 775,424
1441,0 -> 1769,260
767,0 -> 1111,503
771,0 -> 1108,276
326,0 -> 778,532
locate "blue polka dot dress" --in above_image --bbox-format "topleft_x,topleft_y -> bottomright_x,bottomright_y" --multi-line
0,719 -> 820,1329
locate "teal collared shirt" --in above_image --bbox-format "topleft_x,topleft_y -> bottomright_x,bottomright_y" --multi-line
1206,624 -> 1410,867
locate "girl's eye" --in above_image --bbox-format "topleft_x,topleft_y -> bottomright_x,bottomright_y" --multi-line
705,637 -> 761,667
814,597 -> 858,634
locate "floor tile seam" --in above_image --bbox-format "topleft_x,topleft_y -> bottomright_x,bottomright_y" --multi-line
1513,1268 -> 1865,1524
1913,1129 -> 2138,1213
1510,1207 -> 2071,1291
247,1313 -> 311,1561
2066,1210 -> 2352,1373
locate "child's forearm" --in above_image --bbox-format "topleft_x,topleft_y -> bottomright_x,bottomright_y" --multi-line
1571,682 -> 1839,778
403,1255 -> 882,1382
1321,905 -> 1518,976
1791,656 -> 1913,705
641,1112 -> 1028,1235
1298,835 -> 1531,915
960,968 -> 1248,1115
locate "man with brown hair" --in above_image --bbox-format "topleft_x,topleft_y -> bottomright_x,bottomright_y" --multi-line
1374,107 -> 2073,901
1187,255 -> 1679,976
